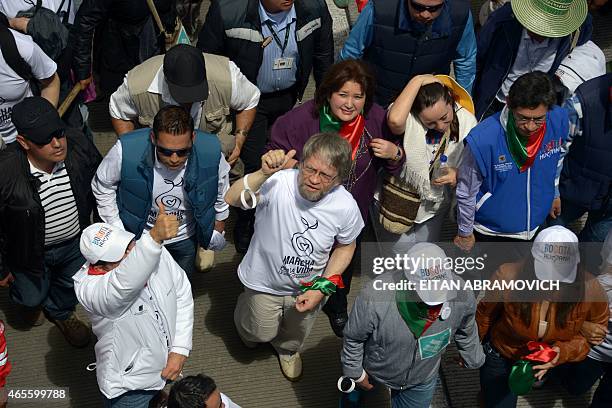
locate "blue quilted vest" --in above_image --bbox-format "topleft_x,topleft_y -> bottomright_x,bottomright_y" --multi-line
560,74 -> 612,211
117,128 -> 221,247
466,106 -> 568,238
364,0 -> 469,106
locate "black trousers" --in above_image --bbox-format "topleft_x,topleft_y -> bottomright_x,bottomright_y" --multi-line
236,86 -> 297,228
240,86 -> 297,174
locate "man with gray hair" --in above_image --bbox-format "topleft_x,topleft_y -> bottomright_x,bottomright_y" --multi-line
225,133 -> 364,381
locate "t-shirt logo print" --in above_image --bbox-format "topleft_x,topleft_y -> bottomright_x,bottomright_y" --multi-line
156,178 -> 184,210
291,217 -> 318,258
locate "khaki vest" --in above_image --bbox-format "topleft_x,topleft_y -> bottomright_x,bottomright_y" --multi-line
127,53 -> 234,154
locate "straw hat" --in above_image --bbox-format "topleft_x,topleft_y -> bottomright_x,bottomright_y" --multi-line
511,0 -> 588,38
435,75 -> 475,115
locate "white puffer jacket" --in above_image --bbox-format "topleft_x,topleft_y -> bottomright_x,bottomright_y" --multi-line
73,234 -> 193,399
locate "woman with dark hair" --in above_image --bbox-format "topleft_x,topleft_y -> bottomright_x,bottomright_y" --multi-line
266,59 -> 404,337
382,74 -> 477,246
476,226 -> 609,408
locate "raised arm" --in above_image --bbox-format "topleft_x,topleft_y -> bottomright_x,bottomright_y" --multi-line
225,149 -> 296,208
387,75 -> 441,135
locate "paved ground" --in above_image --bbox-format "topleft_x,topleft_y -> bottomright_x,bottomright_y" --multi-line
2,1 -> 612,407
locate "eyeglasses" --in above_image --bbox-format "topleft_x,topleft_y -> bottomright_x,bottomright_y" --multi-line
155,144 -> 192,157
410,0 -> 444,13
513,113 -> 547,126
34,130 -> 66,146
301,164 -> 337,184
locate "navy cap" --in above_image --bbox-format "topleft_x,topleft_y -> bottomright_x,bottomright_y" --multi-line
11,97 -> 65,145
163,44 -> 209,104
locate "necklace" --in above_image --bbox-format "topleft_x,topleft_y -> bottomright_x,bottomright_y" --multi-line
343,128 -> 373,192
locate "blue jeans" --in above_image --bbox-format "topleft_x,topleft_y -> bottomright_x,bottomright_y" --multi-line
390,375 -> 438,408
479,341 -> 517,408
165,235 -> 197,278
103,390 -> 157,408
548,199 -> 612,242
10,235 -> 83,320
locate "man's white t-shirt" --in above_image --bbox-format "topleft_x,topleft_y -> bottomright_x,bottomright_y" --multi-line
238,169 -> 364,296
0,29 -> 56,143
145,155 -> 194,245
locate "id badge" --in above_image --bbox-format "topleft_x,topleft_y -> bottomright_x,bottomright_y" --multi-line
273,57 -> 294,70
418,327 -> 451,360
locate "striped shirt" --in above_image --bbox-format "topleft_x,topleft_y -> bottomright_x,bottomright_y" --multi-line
256,3 -> 298,93
29,160 -> 80,246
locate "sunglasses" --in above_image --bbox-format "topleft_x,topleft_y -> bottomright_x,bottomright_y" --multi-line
155,144 -> 192,157
34,130 -> 66,146
410,0 -> 444,13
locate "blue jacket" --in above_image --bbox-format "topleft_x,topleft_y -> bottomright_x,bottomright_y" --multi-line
473,3 -> 592,120
339,0 -> 476,106
561,74 -> 612,211
466,106 -> 568,239
117,129 -> 221,248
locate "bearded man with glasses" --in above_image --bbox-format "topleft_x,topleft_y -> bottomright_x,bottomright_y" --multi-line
225,133 -> 364,381
92,105 -> 230,279
338,0 -> 476,107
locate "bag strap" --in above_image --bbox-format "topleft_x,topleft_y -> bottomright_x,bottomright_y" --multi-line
60,0 -> 72,25
569,27 -> 580,54
428,128 -> 450,177
0,13 -> 34,82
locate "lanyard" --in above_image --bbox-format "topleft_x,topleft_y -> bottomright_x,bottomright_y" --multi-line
265,20 -> 292,56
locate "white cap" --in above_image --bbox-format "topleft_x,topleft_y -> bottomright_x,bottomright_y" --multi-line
403,243 -> 456,306
80,223 -> 135,264
532,226 -> 580,283
556,41 -> 606,93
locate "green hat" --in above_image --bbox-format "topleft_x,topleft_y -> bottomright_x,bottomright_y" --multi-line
511,0 -> 587,38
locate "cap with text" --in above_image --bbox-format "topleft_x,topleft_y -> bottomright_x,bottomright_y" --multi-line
532,226 -> 580,283
80,223 -> 135,264
403,243 -> 456,306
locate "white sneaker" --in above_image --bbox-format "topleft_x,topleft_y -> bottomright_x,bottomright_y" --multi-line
278,352 -> 302,381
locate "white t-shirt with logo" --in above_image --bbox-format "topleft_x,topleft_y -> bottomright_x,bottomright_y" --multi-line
0,28 -> 57,143
144,155 -> 193,245
238,169 -> 364,296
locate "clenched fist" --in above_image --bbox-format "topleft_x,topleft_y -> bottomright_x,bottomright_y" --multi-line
261,149 -> 297,176
149,202 -> 179,244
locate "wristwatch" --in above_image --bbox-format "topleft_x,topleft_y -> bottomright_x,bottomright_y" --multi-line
393,146 -> 402,161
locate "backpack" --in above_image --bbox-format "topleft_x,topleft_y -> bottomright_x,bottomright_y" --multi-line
15,0 -> 70,60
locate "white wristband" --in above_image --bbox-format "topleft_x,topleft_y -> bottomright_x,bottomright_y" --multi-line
239,174 -> 258,209
355,369 -> 367,383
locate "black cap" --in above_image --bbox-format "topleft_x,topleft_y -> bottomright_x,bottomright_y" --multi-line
163,44 -> 209,104
11,97 -> 65,145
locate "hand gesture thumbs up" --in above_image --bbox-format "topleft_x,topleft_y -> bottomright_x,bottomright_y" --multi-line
150,202 -> 179,244
261,149 -> 297,175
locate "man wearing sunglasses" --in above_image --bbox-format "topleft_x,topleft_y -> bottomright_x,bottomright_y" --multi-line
92,105 -> 230,279
0,97 -> 101,347
454,72 -> 569,253
339,0 -> 476,107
